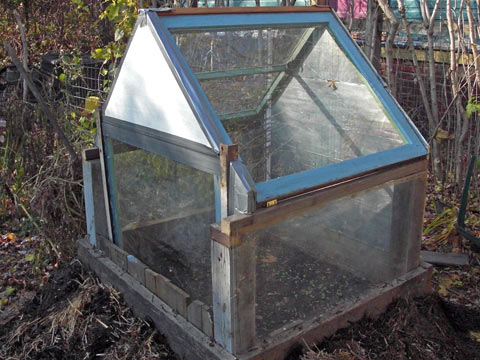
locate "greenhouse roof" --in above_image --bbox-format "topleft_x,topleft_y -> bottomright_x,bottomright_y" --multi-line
103,6 -> 428,204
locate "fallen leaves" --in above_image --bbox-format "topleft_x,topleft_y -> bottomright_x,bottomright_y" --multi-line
438,273 -> 463,297
471,331 -> 480,342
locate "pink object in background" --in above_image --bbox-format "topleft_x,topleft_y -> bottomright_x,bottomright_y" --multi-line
329,0 -> 368,19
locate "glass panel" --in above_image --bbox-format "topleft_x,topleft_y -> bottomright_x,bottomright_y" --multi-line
174,27 -> 309,72
105,22 -> 210,147
107,138 -> 215,306
200,72 -> 279,116
174,25 -> 406,183
234,177 -> 418,340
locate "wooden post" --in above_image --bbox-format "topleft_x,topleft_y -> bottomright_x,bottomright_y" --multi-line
214,143 -> 256,355
211,236 -> 256,355
406,173 -> 427,271
82,148 -> 110,249
219,143 -> 238,219
95,111 -> 115,244
390,173 -> 427,277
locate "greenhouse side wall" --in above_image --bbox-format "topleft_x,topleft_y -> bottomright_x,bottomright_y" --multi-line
211,159 -> 427,355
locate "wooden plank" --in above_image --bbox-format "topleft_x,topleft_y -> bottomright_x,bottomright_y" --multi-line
145,268 -> 157,294
389,177 -> 416,276
155,273 -> 191,318
127,255 -> 147,286
220,143 -> 238,219
77,238 -> 236,360
82,158 -> 96,247
187,300 -> 203,331
91,158 -> 109,242
220,161 -> 427,242
237,262 -> 433,360
421,251 -> 469,266
231,239 -> 256,354
211,239 -> 256,355
156,5 -> 330,16
406,174 -> 428,271
201,304 -> 214,339
95,111 -> 115,243
108,242 -> 128,271
211,223 -> 241,248
212,241 -> 233,351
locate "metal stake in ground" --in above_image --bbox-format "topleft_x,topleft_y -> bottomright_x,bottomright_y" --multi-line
3,41 -> 78,162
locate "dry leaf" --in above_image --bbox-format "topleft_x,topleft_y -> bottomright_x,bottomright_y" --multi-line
470,331 -> 480,342
261,254 -> 277,263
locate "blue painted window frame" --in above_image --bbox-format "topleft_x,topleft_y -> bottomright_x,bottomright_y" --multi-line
153,11 -> 428,203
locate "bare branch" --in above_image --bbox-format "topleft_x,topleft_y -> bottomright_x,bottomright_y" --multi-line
3,41 -> 79,163
12,9 -> 28,102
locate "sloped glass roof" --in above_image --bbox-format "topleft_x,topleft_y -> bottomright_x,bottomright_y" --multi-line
172,24 -> 406,183
106,8 -> 428,202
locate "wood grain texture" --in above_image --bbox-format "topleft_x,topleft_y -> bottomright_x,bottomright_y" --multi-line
211,239 -> 256,355
421,251 -> 469,266
78,238 -> 235,360
201,304 -> 214,339
220,162 -> 427,246
406,174 -> 428,271
187,300 -> 204,331
155,273 -> 191,318
145,268 -> 157,293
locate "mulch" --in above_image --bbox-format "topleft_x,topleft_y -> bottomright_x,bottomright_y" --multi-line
0,261 -> 178,360
300,294 -> 480,360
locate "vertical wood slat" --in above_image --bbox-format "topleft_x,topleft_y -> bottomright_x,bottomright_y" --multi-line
187,300 -> 204,331
201,304 -> 214,338
406,173 -> 427,271
82,148 -> 110,249
212,235 -> 256,355
145,268 -> 157,293
127,255 -> 147,285
82,154 -> 96,247
95,111 -> 115,243
155,272 -> 191,318
390,172 -> 427,276
220,143 -> 238,219
212,241 -> 232,350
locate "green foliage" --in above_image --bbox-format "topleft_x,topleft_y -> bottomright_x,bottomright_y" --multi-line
94,0 -> 138,62
423,207 -> 457,242
466,97 -> 480,118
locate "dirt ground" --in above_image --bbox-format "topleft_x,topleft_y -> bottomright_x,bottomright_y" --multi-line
0,261 -> 178,360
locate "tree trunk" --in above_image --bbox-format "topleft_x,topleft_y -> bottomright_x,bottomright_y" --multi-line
420,0 -> 442,178
446,0 -> 470,187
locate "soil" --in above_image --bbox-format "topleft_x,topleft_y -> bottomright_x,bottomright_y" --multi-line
299,295 -> 480,360
0,261 -> 178,360
255,232 -> 374,338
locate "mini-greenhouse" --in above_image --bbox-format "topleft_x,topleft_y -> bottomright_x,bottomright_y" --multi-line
79,6 -> 431,360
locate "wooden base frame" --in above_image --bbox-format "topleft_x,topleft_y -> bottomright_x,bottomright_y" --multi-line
78,237 -> 432,360
78,237 -> 234,360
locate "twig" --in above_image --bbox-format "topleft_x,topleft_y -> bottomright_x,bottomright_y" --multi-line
12,10 -> 28,102
3,41 -> 78,162
17,201 -> 61,260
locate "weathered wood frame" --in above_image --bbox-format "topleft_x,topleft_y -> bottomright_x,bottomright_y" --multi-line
211,157 -> 428,356
82,144 -> 430,360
